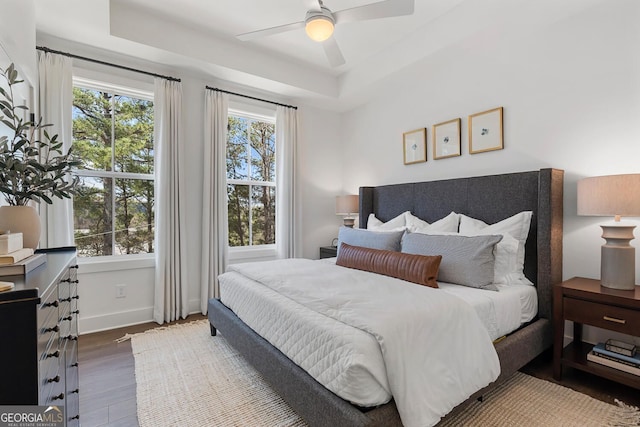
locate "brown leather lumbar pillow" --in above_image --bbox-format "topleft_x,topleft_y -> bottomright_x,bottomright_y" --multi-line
336,242 -> 442,288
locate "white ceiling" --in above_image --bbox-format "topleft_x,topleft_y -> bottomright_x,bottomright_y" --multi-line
34,0 -> 602,109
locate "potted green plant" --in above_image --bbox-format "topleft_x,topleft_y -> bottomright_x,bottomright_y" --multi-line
0,63 -> 80,248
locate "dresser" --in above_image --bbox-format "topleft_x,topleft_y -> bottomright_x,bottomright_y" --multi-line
0,248 -> 79,426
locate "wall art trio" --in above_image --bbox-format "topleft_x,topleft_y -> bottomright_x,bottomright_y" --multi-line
403,107 -> 503,165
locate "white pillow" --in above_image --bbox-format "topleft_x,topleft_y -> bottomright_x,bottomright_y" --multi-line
367,211 -> 408,231
458,212 -> 533,285
406,211 -> 459,234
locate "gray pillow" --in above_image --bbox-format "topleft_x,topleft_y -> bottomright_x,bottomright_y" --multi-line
337,227 -> 404,254
401,232 -> 502,291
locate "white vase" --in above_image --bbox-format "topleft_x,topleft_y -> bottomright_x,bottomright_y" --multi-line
0,206 -> 41,249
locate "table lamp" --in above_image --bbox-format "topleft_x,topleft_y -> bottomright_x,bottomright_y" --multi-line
577,174 -> 640,290
335,195 -> 359,228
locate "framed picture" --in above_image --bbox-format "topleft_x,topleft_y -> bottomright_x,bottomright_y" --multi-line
403,128 -> 426,165
432,118 -> 461,160
468,107 -> 503,154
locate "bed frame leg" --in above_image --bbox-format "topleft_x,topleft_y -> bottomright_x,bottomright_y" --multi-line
210,323 -> 217,336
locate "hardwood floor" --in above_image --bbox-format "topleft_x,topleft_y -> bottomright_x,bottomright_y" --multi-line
78,314 -> 207,427
78,316 -> 640,427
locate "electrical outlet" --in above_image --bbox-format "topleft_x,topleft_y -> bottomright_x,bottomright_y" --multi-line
116,284 -> 126,298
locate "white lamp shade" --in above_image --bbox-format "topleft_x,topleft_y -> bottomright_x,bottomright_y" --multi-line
577,174 -> 640,217
335,195 -> 359,215
305,16 -> 334,42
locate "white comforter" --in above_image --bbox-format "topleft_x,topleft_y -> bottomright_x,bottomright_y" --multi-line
226,259 -> 500,427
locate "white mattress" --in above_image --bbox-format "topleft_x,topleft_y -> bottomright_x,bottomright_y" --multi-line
318,258 -> 538,341
220,270 -> 391,406
438,281 -> 537,341
219,261 -> 534,410
220,259 -> 501,426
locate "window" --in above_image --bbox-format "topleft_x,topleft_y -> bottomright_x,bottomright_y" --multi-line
226,111 -> 276,248
72,80 -> 154,257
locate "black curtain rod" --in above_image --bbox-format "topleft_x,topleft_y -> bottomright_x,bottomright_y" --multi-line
36,46 -> 181,82
206,86 -> 297,110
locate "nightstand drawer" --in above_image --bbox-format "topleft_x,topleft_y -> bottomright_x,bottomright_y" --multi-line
564,298 -> 640,335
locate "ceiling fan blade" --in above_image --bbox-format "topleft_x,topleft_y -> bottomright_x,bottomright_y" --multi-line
322,37 -> 346,67
334,0 -> 414,24
237,21 -> 305,41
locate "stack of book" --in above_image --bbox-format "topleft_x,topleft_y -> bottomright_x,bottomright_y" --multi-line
587,340 -> 640,376
0,232 -> 46,276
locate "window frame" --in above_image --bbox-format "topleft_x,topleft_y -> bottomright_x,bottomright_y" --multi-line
72,76 -> 155,261
226,107 -> 277,257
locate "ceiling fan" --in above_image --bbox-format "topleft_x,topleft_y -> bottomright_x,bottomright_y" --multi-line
236,0 -> 415,67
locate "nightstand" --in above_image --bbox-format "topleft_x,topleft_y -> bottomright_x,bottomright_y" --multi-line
319,246 -> 338,259
553,277 -> 640,389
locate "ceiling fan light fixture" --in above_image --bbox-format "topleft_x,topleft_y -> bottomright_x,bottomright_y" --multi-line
305,14 -> 334,42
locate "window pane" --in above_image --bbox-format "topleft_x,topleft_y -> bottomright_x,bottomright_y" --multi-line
72,87 -> 113,171
251,185 -> 276,245
114,178 -> 155,255
250,121 -> 275,182
227,116 -> 248,180
114,95 -> 154,174
73,176 -> 113,257
227,184 -> 250,247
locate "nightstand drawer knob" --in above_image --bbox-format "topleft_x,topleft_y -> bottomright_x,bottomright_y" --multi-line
603,315 -> 626,324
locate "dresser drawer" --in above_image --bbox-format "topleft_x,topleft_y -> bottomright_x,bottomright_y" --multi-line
564,297 -> 640,335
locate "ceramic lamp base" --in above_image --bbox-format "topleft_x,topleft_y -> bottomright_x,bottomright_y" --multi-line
600,224 -> 636,290
342,218 -> 355,228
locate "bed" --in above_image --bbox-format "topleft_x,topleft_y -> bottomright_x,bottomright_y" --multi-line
208,168 -> 564,426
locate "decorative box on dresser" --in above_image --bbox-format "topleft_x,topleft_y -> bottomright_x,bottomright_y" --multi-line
0,247 -> 79,426
553,276 -> 640,389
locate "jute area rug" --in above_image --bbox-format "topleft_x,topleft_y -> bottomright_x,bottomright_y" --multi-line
128,319 -> 640,427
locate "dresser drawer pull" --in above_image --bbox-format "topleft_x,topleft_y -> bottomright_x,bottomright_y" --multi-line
72,310 -> 80,315
71,265 -> 79,269
70,415 -> 79,420
71,362 -> 79,368
61,278 -> 71,283
61,316 -> 73,321
44,325 -> 59,333
60,297 -> 72,302
603,315 -> 626,324
63,335 -> 78,341
71,388 -> 79,394
51,393 -> 64,401
71,280 -> 79,284
72,295 -> 80,300
43,300 -> 59,308
47,375 -> 60,383
46,350 -> 60,359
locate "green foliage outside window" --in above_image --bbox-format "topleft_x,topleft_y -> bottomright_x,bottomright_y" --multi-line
227,115 -> 276,247
72,87 -> 154,257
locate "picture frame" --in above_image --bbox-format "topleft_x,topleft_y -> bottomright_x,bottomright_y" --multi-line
468,107 -> 503,154
403,128 -> 426,165
432,118 -> 461,160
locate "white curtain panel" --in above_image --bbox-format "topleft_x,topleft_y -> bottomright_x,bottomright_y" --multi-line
201,90 -> 229,312
275,106 -> 300,259
37,51 -> 74,248
153,78 -> 188,324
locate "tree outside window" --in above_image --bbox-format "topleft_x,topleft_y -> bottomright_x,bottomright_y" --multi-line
72,84 -> 154,257
227,113 -> 276,247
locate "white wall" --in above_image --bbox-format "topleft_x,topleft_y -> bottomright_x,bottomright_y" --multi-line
341,1 -> 640,346
0,0 -> 36,86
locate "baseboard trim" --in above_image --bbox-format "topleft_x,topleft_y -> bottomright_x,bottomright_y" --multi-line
79,307 -> 155,334
79,299 -> 204,334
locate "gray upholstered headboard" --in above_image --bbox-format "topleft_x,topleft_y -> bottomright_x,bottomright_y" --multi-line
359,168 -> 563,319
